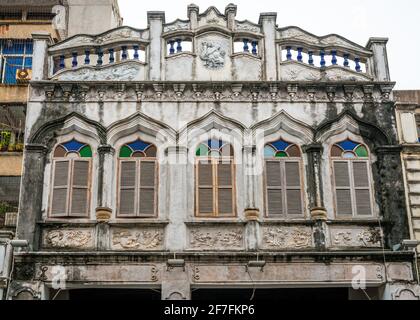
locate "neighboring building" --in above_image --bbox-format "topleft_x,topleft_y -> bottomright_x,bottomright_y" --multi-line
0,0 -> 122,300
395,90 -> 420,254
7,4 -> 420,300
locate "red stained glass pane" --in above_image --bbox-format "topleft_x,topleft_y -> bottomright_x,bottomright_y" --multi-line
54,145 -> 67,157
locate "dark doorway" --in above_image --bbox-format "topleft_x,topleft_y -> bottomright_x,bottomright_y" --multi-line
192,288 -> 349,301
68,289 -> 161,300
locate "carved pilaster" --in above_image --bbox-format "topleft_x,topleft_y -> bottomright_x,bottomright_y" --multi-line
97,145 -> 115,210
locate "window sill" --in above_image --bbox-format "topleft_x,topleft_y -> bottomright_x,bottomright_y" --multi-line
185,219 -> 246,226
260,219 -> 314,225
326,218 -> 385,225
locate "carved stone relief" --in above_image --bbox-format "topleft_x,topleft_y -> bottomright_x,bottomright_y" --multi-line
262,226 -> 313,250
43,229 -> 94,249
235,22 -> 261,33
164,21 -> 190,33
54,62 -> 142,81
199,41 -> 226,69
111,228 -> 164,250
189,227 -> 244,250
330,227 -> 383,248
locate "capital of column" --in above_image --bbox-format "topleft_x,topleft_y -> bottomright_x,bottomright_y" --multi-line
98,145 -> 115,155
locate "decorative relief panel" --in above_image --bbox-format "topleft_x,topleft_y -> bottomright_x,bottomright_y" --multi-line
111,228 -> 164,251
329,226 -> 383,248
235,21 -> 261,34
188,227 -> 244,250
261,226 -> 313,250
199,41 -> 227,70
53,62 -> 143,81
164,20 -> 190,33
43,229 -> 94,249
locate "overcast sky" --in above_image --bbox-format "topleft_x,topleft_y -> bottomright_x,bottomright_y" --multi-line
119,0 -> 420,90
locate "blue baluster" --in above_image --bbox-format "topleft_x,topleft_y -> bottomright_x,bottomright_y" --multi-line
355,57 -> 361,72
251,41 -> 258,55
169,40 -> 175,55
59,55 -> 65,69
176,39 -> 182,53
133,45 -> 139,60
109,48 -> 115,63
97,49 -> 103,66
308,51 -> 314,65
297,48 -> 303,62
286,46 -> 292,60
243,39 -> 249,53
72,52 -> 78,68
343,54 -> 350,67
320,50 -> 326,67
331,50 -> 337,65
121,46 -> 128,60
84,50 -> 90,65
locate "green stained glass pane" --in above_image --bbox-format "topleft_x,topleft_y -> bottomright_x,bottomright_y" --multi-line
79,146 -> 92,158
275,151 -> 288,158
119,145 -> 133,158
355,145 -> 369,157
196,144 -> 209,156
264,145 -> 276,158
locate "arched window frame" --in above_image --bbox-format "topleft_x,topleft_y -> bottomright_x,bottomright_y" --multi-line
195,139 -> 236,218
330,139 -> 375,218
263,139 -> 305,218
49,139 -> 93,218
117,139 -> 158,218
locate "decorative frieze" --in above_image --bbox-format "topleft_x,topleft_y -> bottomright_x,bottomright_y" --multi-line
329,226 -> 383,248
188,227 -> 244,250
111,228 -> 164,251
261,226 -> 314,250
43,229 -> 94,249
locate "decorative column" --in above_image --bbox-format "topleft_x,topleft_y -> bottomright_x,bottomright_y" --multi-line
31,32 -> 52,81
166,146 -> 188,252
225,3 -> 237,31
244,145 -> 259,251
17,144 -> 48,250
303,143 -> 327,250
147,11 -> 165,81
259,12 -> 278,81
187,4 -> 199,30
366,38 -> 391,81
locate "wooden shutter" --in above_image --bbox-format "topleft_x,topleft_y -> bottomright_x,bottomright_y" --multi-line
70,160 -> 90,217
285,161 -> 302,215
51,160 -> 70,216
139,160 -> 157,216
265,160 -> 283,216
119,161 -> 137,216
197,161 -> 214,216
217,160 -> 233,216
334,161 -> 353,215
353,161 -> 372,216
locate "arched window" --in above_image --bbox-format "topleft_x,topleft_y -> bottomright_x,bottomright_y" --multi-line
51,139 -> 92,217
117,139 -> 158,217
195,139 -> 235,217
264,139 -> 304,217
331,139 -> 373,217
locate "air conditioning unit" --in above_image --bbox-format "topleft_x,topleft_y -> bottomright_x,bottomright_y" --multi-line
16,68 -> 32,83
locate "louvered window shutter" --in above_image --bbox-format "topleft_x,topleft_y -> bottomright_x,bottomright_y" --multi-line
217,160 -> 233,216
119,161 -> 137,216
285,161 -> 303,215
197,161 -> 214,215
139,160 -> 157,216
353,161 -> 372,216
70,160 -> 90,217
51,160 -> 70,216
334,161 -> 353,216
265,160 -> 283,216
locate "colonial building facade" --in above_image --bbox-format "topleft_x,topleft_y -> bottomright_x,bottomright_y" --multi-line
7,4 -> 420,300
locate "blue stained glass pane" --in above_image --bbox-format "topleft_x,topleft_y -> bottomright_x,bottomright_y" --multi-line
3,40 -> 25,54
25,41 -> 33,54
63,140 -> 85,152
4,57 -> 23,84
338,140 -> 359,152
128,140 -> 150,152
271,140 -> 290,152
264,145 -> 276,158
24,57 -> 32,69
208,139 -> 223,150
